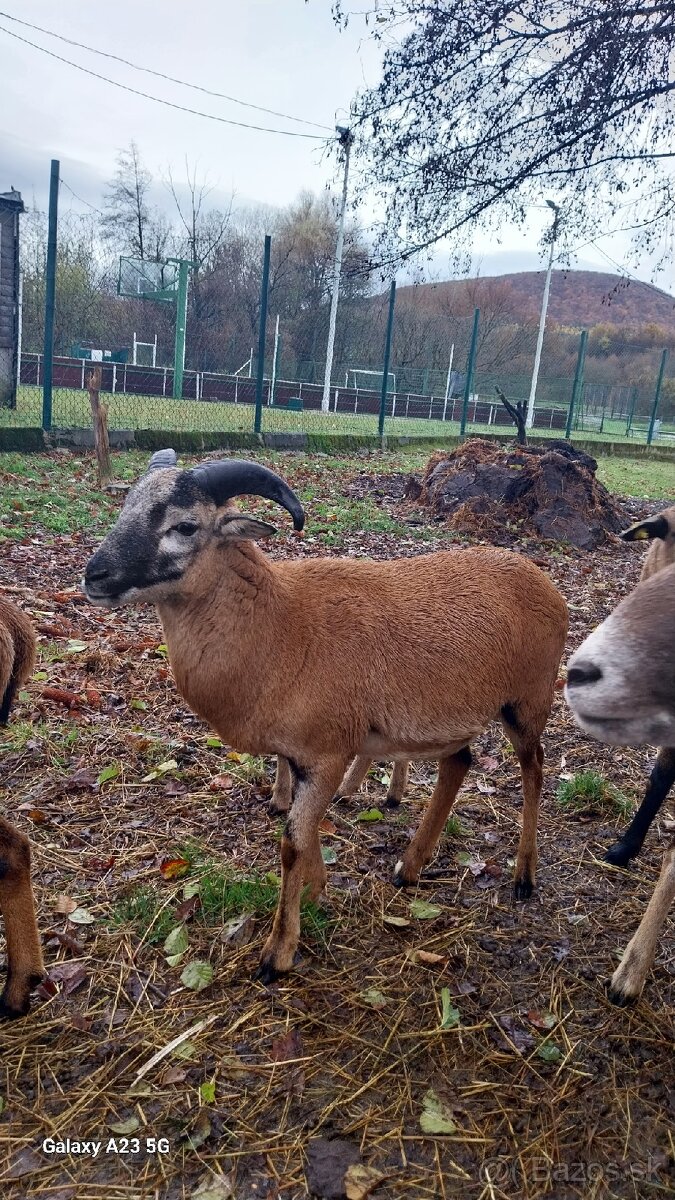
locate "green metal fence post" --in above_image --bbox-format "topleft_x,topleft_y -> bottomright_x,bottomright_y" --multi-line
42,159 -> 59,431
647,348 -> 668,445
459,308 -> 480,437
565,329 -> 588,439
172,260 -> 190,400
378,280 -> 397,438
254,235 -> 272,435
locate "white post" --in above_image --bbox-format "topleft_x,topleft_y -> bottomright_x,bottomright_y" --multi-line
526,203 -> 560,428
442,343 -> 455,422
16,272 -> 23,385
249,348 -> 253,378
112,362 -> 117,393
81,359 -> 85,389
322,128 -> 353,413
133,332 -> 138,366
270,314 -> 279,407
152,333 -> 157,368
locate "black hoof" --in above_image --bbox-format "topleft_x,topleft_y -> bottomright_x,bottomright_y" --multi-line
385,795 -> 401,809
513,878 -> 534,901
604,841 -> 637,869
0,994 -> 30,1020
605,980 -> 637,1008
255,960 -> 287,985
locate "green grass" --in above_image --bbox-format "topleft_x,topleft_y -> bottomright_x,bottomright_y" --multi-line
556,771 -> 632,818
8,384 -> 675,444
594,457 -> 675,499
112,840 -> 331,947
444,815 -> 469,838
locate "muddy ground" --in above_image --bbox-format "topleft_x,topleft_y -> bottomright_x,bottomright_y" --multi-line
0,452 -> 672,1200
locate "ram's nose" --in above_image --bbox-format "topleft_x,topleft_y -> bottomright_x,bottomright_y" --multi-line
567,660 -> 603,687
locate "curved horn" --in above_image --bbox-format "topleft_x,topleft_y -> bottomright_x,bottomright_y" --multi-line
147,449 -> 178,471
189,459 -> 305,531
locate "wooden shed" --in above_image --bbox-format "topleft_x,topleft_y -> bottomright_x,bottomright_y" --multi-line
0,188 -> 24,408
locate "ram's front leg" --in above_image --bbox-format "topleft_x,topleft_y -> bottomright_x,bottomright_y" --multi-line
259,755 -> 347,982
0,819 -> 45,1019
269,756 -> 293,815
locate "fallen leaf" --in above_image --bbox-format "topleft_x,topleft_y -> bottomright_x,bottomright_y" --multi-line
200,1080 -> 216,1103
186,1110 -> 211,1150
419,1089 -> 457,1135
181,961 -> 214,992
306,1138 -> 360,1200
527,1010 -> 557,1031
360,987 -> 389,1009
159,857 -> 191,881
439,987 -> 460,1029
64,767 -> 98,791
66,640 -> 88,653
97,763 -> 120,785
382,914 -> 411,928
143,759 -> 178,783
319,818 -> 338,835
49,962 -> 88,996
321,846 -> 338,865
498,1014 -> 535,1054
355,808 -> 384,822
206,737 -> 222,748
409,899 -> 442,920
220,913 -> 255,946
42,686 -> 82,708
160,1065 -> 187,1085
271,1027 -> 304,1062
164,925 -> 189,963
191,1171 -> 235,1199
4,1146 -> 44,1179
415,950 -> 447,966
537,1040 -> 563,1063
67,907 -> 96,925
109,1116 -> 140,1135
209,773 -> 234,792
175,894 -> 201,922
344,1163 -> 387,1200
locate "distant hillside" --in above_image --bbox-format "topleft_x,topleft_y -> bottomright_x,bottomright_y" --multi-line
398,270 -> 675,333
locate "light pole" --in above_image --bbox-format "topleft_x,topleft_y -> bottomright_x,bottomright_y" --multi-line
322,126 -> 354,413
526,199 -> 560,429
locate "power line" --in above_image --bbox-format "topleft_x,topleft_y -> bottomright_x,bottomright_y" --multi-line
59,177 -> 105,216
0,25 -> 329,140
0,9 -> 334,133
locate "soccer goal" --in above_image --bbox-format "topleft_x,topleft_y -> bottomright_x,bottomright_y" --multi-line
345,367 -> 397,394
132,332 -> 158,367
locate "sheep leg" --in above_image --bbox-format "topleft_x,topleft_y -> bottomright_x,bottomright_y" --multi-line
337,755 -> 372,797
386,760 -> 409,808
393,748 -> 471,886
605,747 -> 675,868
608,840 -> 675,1006
511,740 -> 544,900
269,756 -> 293,816
258,755 -> 347,982
0,819 -> 45,1019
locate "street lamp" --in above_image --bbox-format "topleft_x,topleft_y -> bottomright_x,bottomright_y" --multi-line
525,199 -> 561,429
322,126 -> 354,413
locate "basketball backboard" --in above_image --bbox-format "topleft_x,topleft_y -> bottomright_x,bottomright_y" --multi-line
118,257 -> 178,302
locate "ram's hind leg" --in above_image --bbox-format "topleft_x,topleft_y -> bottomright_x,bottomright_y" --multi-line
0,819 -> 45,1019
259,755 -> 347,982
501,704 -> 544,900
608,840 -> 675,1005
393,748 -> 471,886
270,756 -> 293,815
337,755 -> 372,798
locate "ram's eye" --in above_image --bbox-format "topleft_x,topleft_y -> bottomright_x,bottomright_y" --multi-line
174,521 -> 199,536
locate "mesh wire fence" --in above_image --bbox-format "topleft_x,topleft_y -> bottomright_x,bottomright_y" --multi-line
7,228 -> 675,445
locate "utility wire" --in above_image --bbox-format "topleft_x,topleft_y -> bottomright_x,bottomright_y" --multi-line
59,177 -> 105,216
0,25 -> 329,140
0,9 -> 334,133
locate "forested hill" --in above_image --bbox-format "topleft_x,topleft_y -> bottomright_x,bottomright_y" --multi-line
400,270 -> 675,333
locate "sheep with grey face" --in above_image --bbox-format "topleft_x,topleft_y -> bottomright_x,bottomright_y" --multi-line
0,597 -> 45,1019
603,506 -> 675,868
83,452 -> 568,982
565,562 -> 675,1004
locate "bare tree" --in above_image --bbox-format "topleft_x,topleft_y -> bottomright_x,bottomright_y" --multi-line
102,142 -> 154,260
340,1 -> 675,268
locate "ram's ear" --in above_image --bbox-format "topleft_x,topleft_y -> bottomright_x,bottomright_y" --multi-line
620,514 -> 669,542
216,513 -> 277,541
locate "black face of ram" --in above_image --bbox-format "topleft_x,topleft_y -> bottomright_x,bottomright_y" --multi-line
83,470 -> 205,607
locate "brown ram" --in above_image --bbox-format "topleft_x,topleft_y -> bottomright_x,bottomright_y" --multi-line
0,597 -> 45,1018
83,453 -> 568,981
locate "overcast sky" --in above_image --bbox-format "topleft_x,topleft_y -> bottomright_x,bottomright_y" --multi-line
2,0 -> 673,290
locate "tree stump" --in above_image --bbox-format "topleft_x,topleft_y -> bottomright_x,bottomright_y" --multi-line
86,366 -> 112,488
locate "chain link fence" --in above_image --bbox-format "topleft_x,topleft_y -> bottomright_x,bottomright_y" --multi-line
5,215 -> 675,447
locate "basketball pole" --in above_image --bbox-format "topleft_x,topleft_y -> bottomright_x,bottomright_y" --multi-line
173,260 -> 190,400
